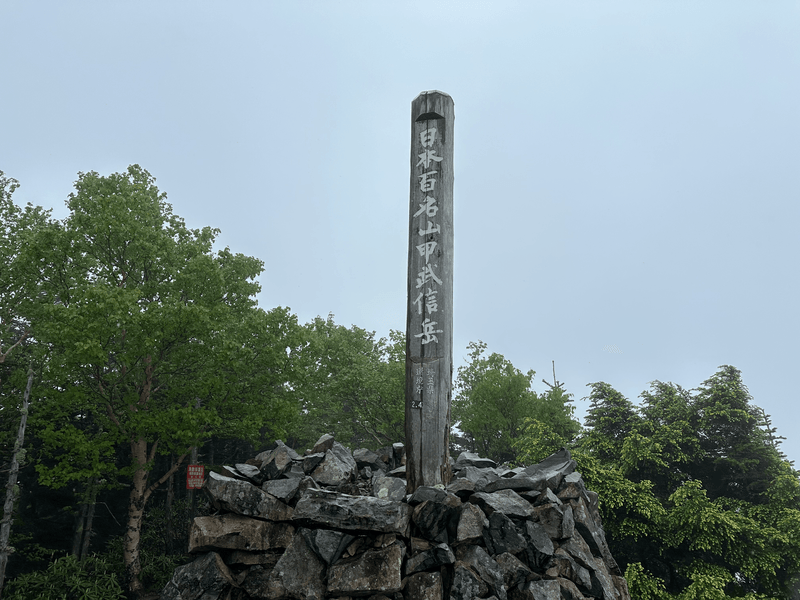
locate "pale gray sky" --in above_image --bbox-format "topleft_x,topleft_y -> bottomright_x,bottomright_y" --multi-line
3,2 -> 799,462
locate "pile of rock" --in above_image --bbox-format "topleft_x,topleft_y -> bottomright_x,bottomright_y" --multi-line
160,434 -> 630,600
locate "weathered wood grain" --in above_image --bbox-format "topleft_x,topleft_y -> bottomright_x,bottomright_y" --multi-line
405,90 -> 454,493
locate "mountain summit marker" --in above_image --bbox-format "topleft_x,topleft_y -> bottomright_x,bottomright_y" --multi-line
405,91 -> 454,493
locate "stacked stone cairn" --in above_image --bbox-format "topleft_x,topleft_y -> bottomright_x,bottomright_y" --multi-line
160,434 -> 630,600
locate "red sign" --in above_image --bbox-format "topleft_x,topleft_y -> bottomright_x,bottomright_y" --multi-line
186,464 -> 205,489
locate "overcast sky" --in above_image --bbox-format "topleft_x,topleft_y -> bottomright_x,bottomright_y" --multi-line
3,2 -> 799,463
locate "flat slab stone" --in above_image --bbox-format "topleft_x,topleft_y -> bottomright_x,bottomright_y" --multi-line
262,477 -> 302,503
454,451 -> 497,470
327,542 -> 404,596
469,489 -> 535,520
292,488 -> 412,537
189,514 -> 294,553
483,476 -> 545,494
204,472 -> 293,521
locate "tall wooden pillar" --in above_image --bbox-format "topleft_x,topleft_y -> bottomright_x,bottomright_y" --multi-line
405,91 -> 454,493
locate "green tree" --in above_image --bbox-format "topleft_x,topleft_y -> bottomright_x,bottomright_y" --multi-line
292,315 -> 404,450
0,170 -> 52,597
17,166 -> 298,596
571,369 -> 800,599
452,341 -> 580,464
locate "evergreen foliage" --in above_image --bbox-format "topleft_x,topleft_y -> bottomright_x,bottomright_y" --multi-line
567,368 -> 800,599
453,341 -> 580,464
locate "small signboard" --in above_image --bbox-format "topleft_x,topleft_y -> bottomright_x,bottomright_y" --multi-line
186,464 -> 205,489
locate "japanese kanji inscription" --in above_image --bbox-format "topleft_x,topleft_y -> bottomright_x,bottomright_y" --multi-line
405,91 -> 454,493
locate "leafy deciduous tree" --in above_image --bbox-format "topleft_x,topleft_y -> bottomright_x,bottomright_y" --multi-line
18,166 -> 295,596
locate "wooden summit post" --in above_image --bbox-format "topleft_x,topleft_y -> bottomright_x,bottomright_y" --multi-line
405,91 -> 454,493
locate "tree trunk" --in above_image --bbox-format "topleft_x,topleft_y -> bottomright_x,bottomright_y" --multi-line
165,455 -> 175,556
123,437 -> 149,596
71,501 -> 89,557
0,366 -> 34,600
79,478 -> 98,561
123,438 -> 188,597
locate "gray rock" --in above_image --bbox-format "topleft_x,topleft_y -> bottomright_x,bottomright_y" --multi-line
203,472 -> 293,521
561,504 -> 575,539
532,503 -> 564,539
588,553 -> 620,600
560,530 -> 594,571
292,475 -> 319,503
521,521 -> 554,569
292,488 -> 412,537
469,489 -> 535,520
354,447 -> 387,472
571,497 -> 618,573
521,448 -> 576,492
375,445 -> 394,469
372,474 -> 407,501
262,477 -> 302,503
454,451 -> 497,470
446,477 -> 476,500
483,476 -> 545,494
411,495 -> 460,544
310,433 -> 335,454
483,511 -> 527,556
283,461 -> 306,479
474,470 -> 503,493
613,574 -> 632,600
404,571 -> 443,600
494,552 -> 531,591
556,577 -> 585,600
450,563 -> 490,600
226,551 -> 280,567
519,490 -> 542,504
240,564 -> 274,598
388,465 -> 407,478
392,442 -> 406,466
327,542 -> 404,597
234,463 -> 264,484
189,514 -> 294,553
456,465 -> 496,483
546,548 -> 592,592
259,440 -> 301,480
502,467 -> 528,478
311,441 -> 358,486
455,502 -> 487,546
511,579 -> 561,600
408,485 -> 447,506
160,552 -> 235,600
557,472 -> 584,501
405,542 -> 455,575
220,465 -> 250,482
533,488 -> 562,506
302,452 -> 326,474
262,529 -> 326,600
301,528 -> 354,565
458,545 -> 507,600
